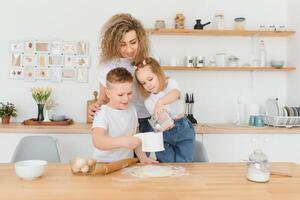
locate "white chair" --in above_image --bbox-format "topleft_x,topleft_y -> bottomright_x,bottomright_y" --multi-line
193,140 -> 209,162
11,136 -> 61,163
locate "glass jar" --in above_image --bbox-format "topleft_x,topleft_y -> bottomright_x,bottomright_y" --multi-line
215,13 -> 225,30
154,20 -> 166,30
234,17 -> 246,30
227,55 -> 239,67
148,111 -> 174,132
247,149 -> 270,182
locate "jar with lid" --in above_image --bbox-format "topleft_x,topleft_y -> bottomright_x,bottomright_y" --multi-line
154,20 -> 166,30
228,55 -> 239,67
214,13 -> 225,30
234,17 -> 246,30
247,149 -> 270,183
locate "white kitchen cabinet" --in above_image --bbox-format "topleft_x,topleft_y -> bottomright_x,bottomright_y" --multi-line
0,133 -> 93,163
203,133 -> 300,163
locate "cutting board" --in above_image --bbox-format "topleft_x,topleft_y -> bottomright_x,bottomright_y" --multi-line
86,91 -> 98,123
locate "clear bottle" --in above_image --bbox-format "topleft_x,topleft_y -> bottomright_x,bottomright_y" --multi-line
259,40 -> 267,67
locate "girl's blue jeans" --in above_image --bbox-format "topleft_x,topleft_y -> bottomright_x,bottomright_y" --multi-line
155,117 -> 196,162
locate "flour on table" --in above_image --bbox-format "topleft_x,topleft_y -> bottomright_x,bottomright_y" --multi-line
122,165 -> 189,178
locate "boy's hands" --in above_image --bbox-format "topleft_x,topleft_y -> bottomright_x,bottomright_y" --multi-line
122,134 -> 141,150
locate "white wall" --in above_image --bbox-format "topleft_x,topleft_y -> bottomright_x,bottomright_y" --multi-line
287,0 -> 300,106
0,0 -> 291,123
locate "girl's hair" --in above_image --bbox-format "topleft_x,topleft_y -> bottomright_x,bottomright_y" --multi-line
100,13 -> 149,63
134,57 -> 168,99
106,67 -> 133,88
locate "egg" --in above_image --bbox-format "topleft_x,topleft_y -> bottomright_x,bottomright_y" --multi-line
71,165 -> 80,173
87,159 -> 96,167
81,165 -> 89,173
74,157 -> 87,169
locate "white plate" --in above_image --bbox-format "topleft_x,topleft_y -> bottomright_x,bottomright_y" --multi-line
265,98 -> 279,116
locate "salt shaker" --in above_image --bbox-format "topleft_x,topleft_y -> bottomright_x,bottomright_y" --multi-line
247,149 -> 270,183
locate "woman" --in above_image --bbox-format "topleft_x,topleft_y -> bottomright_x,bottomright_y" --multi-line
89,13 -> 153,133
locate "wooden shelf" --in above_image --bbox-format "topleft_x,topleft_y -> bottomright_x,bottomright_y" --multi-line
146,29 -> 296,37
162,66 -> 296,71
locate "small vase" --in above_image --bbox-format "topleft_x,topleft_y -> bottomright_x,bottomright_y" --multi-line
1,116 -> 10,124
37,104 -> 45,121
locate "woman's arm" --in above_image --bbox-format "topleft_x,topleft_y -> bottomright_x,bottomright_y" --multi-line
88,83 -> 109,119
92,127 -> 141,150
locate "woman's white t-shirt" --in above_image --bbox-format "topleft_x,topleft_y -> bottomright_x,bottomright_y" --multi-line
99,58 -> 150,118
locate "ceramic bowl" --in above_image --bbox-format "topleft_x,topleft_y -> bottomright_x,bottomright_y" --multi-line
51,115 -> 66,121
271,60 -> 284,68
15,160 -> 47,180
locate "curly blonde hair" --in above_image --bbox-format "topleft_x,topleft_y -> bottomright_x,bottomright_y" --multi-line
99,13 -> 149,63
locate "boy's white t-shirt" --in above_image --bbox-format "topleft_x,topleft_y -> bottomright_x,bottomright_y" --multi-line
99,58 -> 150,119
92,104 -> 138,162
144,78 -> 183,119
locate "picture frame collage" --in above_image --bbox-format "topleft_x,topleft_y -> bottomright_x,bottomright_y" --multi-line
9,39 -> 90,82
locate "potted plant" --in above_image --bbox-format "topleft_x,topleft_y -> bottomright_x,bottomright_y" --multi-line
0,102 -> 17,124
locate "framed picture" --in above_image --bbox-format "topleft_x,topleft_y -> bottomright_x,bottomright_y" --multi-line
10,53 -> 22,67
49,55 -> 63,66
35,40 -> 50,53
63,41 -> 77,54
49,67 -> 62,82
9,40 -> 24,52
37,54 -> 49,67
74,55 -> 90,67
36,68 -> 50,80
50,40 -> 62,55
24,66 -> 36,82
24,39 -> 35,53
62,68 -> 76,80
77,67 -> 88,82
77,41 -> 89,55
64,55 -> 74,67
9,68 -> 24,79
22,54 -> 37,66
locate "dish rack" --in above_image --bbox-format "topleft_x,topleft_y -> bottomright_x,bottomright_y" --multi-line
262,115 -> 300,128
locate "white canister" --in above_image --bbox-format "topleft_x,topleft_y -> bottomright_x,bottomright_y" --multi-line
196,56 -> 205,67
170,57 -> 177,66
186,56 -> 195,67
215,53 -> 226,67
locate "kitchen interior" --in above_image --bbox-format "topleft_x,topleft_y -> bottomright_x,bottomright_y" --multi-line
1,0 -> 300,199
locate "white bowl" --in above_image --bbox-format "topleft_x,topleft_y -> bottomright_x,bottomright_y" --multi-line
15,160 -> 47,180
271,60 -> 284,68
51,115 -> 66,121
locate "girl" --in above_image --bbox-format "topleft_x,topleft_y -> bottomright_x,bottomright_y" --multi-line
134,57 -> 196,162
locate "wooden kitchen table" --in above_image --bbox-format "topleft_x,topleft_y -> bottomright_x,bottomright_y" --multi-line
0,163 -> 300,200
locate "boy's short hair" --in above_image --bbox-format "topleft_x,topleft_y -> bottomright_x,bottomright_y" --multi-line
106,67 -> 133,88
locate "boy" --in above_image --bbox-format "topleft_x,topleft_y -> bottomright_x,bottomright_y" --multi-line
92,67 -> 157,163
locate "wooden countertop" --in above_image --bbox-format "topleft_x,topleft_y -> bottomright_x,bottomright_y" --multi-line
0,163 -> 299,200
1,122 -> 300,134
0,122 -> 92,134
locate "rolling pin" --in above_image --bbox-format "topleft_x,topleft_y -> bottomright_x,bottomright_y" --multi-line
93,158 -> 138,175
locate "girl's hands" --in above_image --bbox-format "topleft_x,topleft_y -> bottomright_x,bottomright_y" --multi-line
139,156 -> 159,164
154,101 -> 165,118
